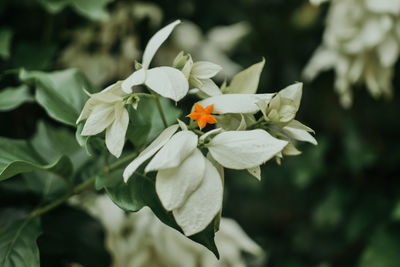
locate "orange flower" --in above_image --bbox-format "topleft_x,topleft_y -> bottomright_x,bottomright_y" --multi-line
188,103 -> 217,129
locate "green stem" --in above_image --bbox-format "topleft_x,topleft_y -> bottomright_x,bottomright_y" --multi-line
29,151 -> 138,218
150,91 -> 168,128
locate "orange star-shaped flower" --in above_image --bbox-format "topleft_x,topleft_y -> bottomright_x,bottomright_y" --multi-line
188,103 -> 217,129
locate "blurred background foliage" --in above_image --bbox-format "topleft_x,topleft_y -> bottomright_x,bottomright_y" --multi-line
1,0 -> 400,266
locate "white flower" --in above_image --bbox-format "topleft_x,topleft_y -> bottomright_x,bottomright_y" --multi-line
121,20 -> 189,102
255,82 -> 317,160
77,195 -> 264,267
123,124 -> 288,234
77,81 -> 129,158
123,126 -> 223,236
305,0 -> 400,107
176,54 -> 223,98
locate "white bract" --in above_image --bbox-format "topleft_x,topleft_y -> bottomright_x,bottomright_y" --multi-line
121,20 -> 189,101
77,81 -> 129,158
305,0 -> 400,108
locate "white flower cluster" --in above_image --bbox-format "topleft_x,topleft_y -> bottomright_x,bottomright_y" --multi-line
304,0 -> 400,108
74,195 -> 264,267
78,20 -> 316,237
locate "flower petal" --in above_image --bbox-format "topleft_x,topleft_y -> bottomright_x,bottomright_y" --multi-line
283,126 -> 317,145
123,124 -> 179,182
142,20 -> 181,69
121,69 -> 146,93
77,97 -> 97,123
156,149 -> 206,211
197,78 -> 222,97
286,120 -> 315,134
145,66 -> 189,101
194,103 -> 204,112
145,130 -> 198,172
208,129 -> 288,169
191,61 -> 222,79
105,103 -> 129,158
81,103 -> 115,136
247,166 -> 261,181
223,58 -> 265,94
377,35 -> 399,67
173,158 -> 223,236
206,115 -> 217,124
278,82 -> 303,112
198,94 -> 273,114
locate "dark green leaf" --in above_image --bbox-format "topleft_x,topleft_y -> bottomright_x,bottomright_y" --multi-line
31,121 -> 89,170
38,0 -> 113,21
126,97 -> 181,148
19,68 -> 96,126
0,28 -> 13,59
0,136 -> 73,181
0,85 -> 34,111
0,217 -> 42,267
23,121 -> 91,199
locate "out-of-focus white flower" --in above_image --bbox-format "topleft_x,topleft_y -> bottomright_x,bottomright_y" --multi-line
157,21 -> 251,80
121,20 -> 189,102
304,0 -> 400,107
78,195 -> 264,267
310,0 -> 329,5
77,81 -> 129,158
59,2 -> 162,87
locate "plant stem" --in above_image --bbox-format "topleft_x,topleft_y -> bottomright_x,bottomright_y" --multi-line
29,151 -> 138,218
150,91 -> 168,128
247,117 -> 266,130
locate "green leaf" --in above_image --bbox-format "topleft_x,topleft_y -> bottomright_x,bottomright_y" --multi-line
0,136 -> 73,181
358,224 -> 400,267
23,121 -> 91,198
127,97 -> 181,148
13,43 -> 56,71
38,0 -> 113,21
19,68 -> 95,126
31,121 -> 89,170
104,170 -> 146,211
0,85 -> 34,111
37,0 -> 70,13
0,28 -> 13,59
71,0 -> 114,21
104,170 -> 219,257
0,217 -> 42,267
126,104 -> 153,149
223,58 -> 265,94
